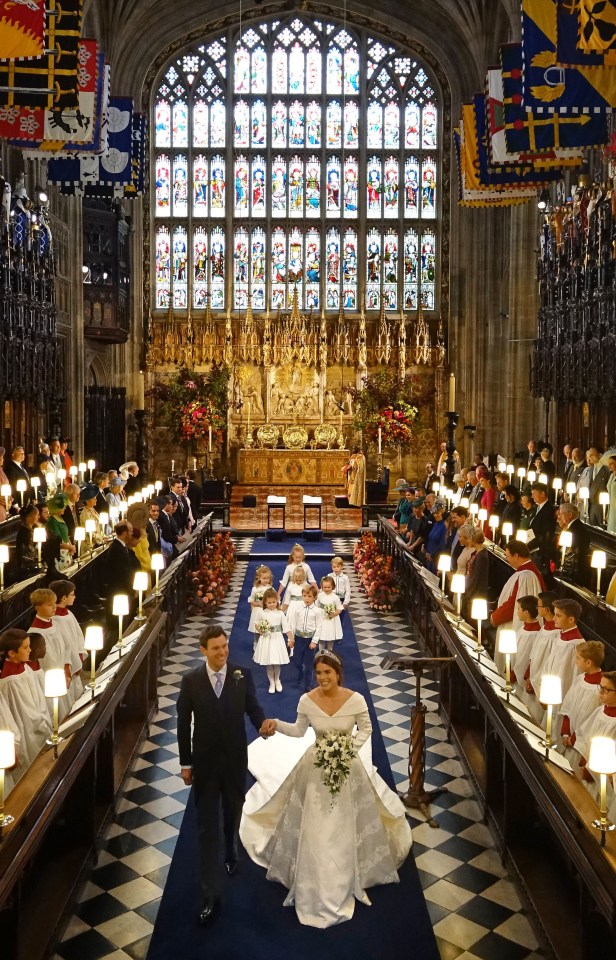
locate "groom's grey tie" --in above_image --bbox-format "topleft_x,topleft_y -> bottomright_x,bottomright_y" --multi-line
214,672 -> 224,698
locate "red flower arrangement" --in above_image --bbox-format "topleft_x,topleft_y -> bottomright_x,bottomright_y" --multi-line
180,399 -> 226,444
353,533 -> 401,611
189,532 -> 236,611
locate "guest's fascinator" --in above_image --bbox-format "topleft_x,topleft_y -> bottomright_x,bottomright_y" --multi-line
80,483 -> 99,502
46,492 -> 69,513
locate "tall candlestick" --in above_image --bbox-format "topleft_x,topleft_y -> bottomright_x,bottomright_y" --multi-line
378,426 -> 382,454
247,400 -> 251,433
193,456 -> 197,471
171,459 -> 175,474
448,372 -> 456,411
208,425 -> 212,453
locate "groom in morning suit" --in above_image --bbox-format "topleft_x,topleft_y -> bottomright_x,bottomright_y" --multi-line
177,626 -> 275,924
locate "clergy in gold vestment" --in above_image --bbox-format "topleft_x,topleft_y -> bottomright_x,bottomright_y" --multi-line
343,448 -> 366,506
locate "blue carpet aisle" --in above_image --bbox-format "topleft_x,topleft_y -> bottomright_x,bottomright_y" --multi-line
52,535 -> 545,960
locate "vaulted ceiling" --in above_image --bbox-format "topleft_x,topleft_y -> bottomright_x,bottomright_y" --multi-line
84,0 -> 520,105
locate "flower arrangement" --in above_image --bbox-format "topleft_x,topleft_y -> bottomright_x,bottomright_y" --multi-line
353,533 -> 401,611
152,364 -> 230,446
314,730 -> 356,804
255,618 -> 272,635
322,602 -> 337,618
349,370 -> 420,452
189,532 -> 235,611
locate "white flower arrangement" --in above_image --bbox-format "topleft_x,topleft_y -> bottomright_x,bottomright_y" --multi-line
313,730 -> 356,805
322,602 -> 337,618
256,618 -> 271,635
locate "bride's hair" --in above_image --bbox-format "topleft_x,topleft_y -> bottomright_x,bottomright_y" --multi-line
314,651 -> 344,684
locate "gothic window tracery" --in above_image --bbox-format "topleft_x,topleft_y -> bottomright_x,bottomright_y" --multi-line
152,17 -> 440,313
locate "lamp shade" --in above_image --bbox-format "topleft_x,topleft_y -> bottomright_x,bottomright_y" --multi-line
566,482 -> 576,495
578,486 -> 589,501
32,527 -> 46,544
112,594 -> 130,617
553,478 -> 562,491
498,629 -> 517,655
133,492 -> 143,503
133,571 -> 149,592
44,668 -> 67,698
84,519 -> 97,534
98,511 -> 109,527
451,573 -> 466,595
0,544 -> 9,564
31,476 -> 40,489
527,471 -> 536,482
517,467 -> 526,479
433,482 -> 440,492
87,459 -> 95,470
57,468 -> 66,480
154,480 -> 163,492
489,514 -> 500,530
84,625 -> 104,651
0,730 -> 16,769
151,553 -> 165,572
539,674 -> 562,706
471,598 -> 488,621
0,484 -> 11,498
599,491 -> 610,507
437,554 -> 451,573
69,467 -> 78,477
109,506 -> 119,521
516,529 -> 528,543
538,473 -> 548,485
74,527 -> 86,543
15,479 -> 27,493
460,497 -> 470,508
502,522 -> 513,539
588,736 -> 616,776
559,530 -> 573,549
78,462 -> 87,473
469,503 -> 479,516
127,495 -> 135,506
478,508 -> 488,523
507,464 -> 514,474
591,550 -> 607,570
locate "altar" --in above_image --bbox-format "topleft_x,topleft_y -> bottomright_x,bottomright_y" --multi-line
238,449 -> 349,486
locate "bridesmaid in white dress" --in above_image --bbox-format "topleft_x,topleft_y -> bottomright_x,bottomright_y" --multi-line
240,652 -> 412,928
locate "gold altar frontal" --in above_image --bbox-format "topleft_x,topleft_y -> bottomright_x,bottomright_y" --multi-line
238,449 -> 349,486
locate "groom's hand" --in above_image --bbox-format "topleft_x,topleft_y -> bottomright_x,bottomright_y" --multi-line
260,719 -> 276,738
180,767 -> 193,785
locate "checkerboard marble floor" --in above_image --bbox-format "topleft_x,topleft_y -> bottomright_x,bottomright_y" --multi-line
53,547 -> 546,960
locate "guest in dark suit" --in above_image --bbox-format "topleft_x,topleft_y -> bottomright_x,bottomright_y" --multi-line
529,482 -> 556,572
560,443 -> 573,480
94,472 -> 110,514
501,484 -> 522,533
557,503 -> 591,588
585,446 -> 609,527
4,445 -> 31,493
538,444 -> 556,481
185,470 -> 203,522
177,626 -> 271,924
446,506 -> 469,568
464,528 -> 490,613
158,496 -> 184,558
168,477 -> 190,533
526,440 -> 538,472
62,483 -> 81,540
104,521 -> 136,624
569,448 -> 586,488
146,500 -> 162,554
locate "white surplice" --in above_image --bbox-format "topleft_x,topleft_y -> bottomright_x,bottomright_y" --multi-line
240,691 -> 412,928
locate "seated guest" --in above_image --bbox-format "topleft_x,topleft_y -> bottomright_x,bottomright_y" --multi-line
185,469 -> 203,521
454,524 -> 475,575
560,641 -> 604,753
146,500 -> 162,554
556,502 -> 591,588
121,461 -> 140,496
94,472 -> 110,513
491,540 -> 545,655
12,503 -> 40,579
541,599 -> 585,701
464,528 -> 489,612
62,483 -> 82,540
501,485 -> 522,537
105,475 -> 126,510
421,500 -> 447,572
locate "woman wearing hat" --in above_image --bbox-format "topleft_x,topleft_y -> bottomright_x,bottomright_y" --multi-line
80,483 -> 103,547
127,503 -> 151,573
121,461 -> 140,496
105,475 -> 125,510
44,493 -> 75,571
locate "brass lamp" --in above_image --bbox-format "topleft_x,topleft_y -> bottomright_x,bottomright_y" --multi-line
437,553 -> 451,597
112,594 -> 130,655
471,598 -> 488,660
133,571 -> 149,620
84,625 -> 104,698
151,553 -> 165,596
539,674 -> 562,759
451,573 -> 465,619
588,736 -> 616,847
44,668 -> 67,758
591,550 -> 607,599
498,629 -> 517,702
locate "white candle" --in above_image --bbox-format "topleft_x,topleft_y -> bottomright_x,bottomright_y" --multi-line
378,426 -> 382,454
137,372 -> 145,409
193,457 -> 197,471
448,372 -> 455,411
247,400 -> 251,433
171,459 -> 175,474
208,425 -> 212,453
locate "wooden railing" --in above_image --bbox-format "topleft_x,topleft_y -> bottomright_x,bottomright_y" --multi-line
0,515 -> 214,960
375,517 -> 616,960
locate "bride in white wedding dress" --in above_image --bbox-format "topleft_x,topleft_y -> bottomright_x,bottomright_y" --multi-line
240,652 -> 412,928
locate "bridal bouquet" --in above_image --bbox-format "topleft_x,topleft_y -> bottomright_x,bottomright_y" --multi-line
256,619 -> 271,635
314,731 -> 356,805
322,602 -> 337,618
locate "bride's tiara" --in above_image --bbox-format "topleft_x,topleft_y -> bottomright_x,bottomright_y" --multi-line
315,651 -> 342,666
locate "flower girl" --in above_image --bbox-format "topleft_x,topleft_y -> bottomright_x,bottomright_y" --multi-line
316,575 -> 343,651
253,587 -> 293,693
281,565 -> 307,611
248,565 -> 274,646
277,544 -> 316,598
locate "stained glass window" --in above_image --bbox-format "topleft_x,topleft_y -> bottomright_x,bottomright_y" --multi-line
152,19 -> 440,312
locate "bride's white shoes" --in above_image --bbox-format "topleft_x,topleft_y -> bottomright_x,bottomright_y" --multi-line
268,681 -> 276,694
275,679 -> 283,692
